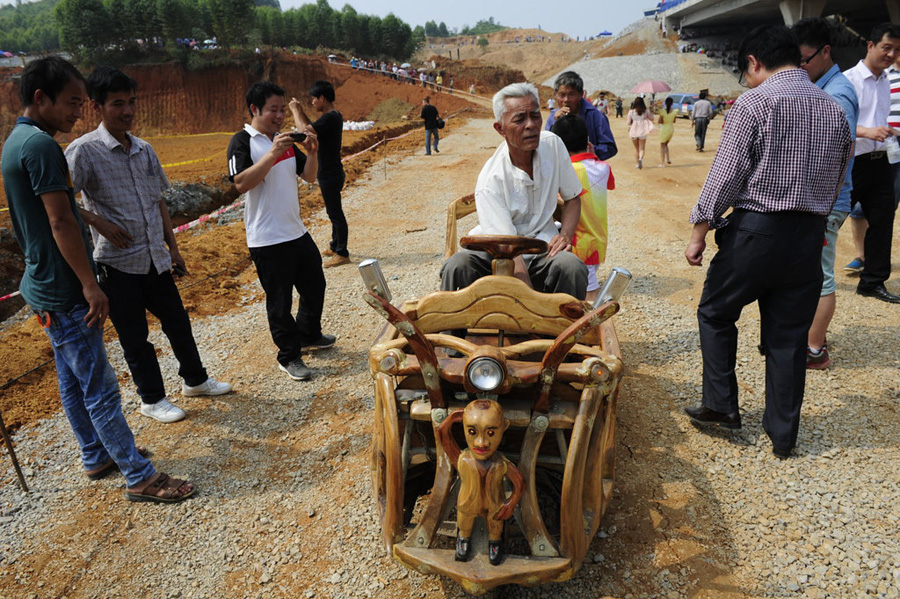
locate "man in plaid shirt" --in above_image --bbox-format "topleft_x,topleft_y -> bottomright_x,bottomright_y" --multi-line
67,66 -> 232,424
683,25 -> 852,459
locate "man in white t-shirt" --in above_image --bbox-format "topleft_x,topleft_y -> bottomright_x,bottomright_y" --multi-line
440,82 -> 587,299
227,82 -> 336,381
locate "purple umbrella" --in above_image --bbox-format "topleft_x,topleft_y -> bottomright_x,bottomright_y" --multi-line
631,80 -> 672,94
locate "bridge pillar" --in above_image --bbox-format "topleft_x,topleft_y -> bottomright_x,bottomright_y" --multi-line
779,0 -> 827,26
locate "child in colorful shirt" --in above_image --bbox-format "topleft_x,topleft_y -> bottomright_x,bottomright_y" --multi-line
550,115 -> 615,303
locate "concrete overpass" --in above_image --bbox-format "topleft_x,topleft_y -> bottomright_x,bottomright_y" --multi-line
663,0 -> 900,29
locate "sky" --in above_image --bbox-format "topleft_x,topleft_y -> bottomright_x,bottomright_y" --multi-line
280,0 -> 647,40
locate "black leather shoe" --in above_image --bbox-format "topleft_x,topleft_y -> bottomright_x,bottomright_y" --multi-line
857,285 -> 900,303
455,536 -> 471,562
685,406 -> 741,429
772,445 -> 793,459
488,541 -> 503,566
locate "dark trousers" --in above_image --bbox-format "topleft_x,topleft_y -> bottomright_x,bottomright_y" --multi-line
99,263 -> 207,404
440,249 -> 588,299
321,173 -> 348,257
850,154 -> 895,291
697,210 -> 825,450
249,234 -> 326,366
694,117 -> 710,149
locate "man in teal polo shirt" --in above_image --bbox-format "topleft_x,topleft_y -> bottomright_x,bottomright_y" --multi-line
1,56 -> 194,504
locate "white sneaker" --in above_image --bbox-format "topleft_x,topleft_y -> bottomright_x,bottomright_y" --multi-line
140,398 -> 186,423
182,377 -> 233,397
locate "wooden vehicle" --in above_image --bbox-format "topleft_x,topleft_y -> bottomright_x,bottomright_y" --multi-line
360,236 -> 629,595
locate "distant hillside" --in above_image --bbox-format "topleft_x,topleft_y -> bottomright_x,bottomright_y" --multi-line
417,28 -> 611,84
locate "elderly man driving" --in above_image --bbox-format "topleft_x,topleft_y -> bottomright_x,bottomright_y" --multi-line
440,82 -> 587,299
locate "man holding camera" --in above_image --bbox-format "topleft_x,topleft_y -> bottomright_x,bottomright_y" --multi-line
228,81 -> 335,382
67,66 -> 232,424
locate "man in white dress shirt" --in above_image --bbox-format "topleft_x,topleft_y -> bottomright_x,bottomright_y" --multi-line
843,22 -> 900,303
440,82 -> 587,299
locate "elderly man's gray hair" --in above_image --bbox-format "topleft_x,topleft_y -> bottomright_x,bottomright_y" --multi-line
492,82 -> 540,122
553,71 -> 584,94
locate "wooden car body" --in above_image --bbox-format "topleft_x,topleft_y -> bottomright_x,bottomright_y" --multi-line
364,255 -> 625,594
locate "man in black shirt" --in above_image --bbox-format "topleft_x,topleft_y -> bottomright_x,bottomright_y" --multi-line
421,96 -> 440,155
290,80 -> 349,267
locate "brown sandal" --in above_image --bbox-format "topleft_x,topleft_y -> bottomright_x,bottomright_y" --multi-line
85,445 -> 151,480
125,472 -> 196,504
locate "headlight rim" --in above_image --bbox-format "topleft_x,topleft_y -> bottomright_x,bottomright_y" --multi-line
466,356 -> 505,392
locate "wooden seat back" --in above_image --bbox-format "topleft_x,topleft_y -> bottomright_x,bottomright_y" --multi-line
444,193 -> 476,259
402,275 -> 598,342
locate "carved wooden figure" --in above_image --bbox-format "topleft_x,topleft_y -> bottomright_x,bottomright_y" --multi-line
436,400 -> 524,566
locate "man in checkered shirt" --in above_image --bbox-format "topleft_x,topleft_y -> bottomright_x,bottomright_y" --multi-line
683,25 -> 852,460
66,66 -> 232,424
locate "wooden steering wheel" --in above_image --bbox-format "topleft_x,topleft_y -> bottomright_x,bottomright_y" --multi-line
459,235 -> 548,276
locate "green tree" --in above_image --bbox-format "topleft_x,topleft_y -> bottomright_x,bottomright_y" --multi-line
284,9 -> 309,47
129,0 -> 162,42
55,0 -> 109,56
208,0 -> 253,46
408,24 -> 425,57
437,21 -> 449,37
365,15 -> 382,54
477,36 -> 488,52
462,18 -> 506,36
379,12 -> 404,57
424,20 -> 437,37
340,4 -> 359,51
157,0 -> 184,45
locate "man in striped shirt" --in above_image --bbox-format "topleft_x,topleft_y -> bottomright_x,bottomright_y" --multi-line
683,25 -> 852,459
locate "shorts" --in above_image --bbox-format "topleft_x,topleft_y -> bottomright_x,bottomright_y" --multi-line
821,209 -> 849,296
586,264 -> 600,292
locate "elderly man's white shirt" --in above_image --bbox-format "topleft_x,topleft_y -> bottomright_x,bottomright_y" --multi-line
472,130 -> 583,243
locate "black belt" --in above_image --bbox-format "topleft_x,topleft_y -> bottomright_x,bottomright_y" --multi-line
859,151 -> 886,160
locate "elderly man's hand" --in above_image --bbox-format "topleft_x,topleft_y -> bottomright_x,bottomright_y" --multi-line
547,233 -> 572,257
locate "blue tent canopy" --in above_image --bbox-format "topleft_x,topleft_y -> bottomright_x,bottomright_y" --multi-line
597,30 -> 613,36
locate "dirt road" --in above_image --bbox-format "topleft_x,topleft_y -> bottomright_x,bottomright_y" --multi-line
1,113 -> 899,599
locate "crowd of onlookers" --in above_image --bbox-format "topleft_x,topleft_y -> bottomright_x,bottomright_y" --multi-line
346,56 -> 458,93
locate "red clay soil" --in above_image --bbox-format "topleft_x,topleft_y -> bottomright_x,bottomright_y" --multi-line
0,53 -> 483,315
0,54 -> 487,435
0,66 -> 486,435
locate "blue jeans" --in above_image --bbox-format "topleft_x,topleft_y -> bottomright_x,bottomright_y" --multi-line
425,128 -> 439,154
41,303 -> 155,487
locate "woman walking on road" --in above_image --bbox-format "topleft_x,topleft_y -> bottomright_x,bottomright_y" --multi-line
658,97 -> 677,167
627,97 -> 654,169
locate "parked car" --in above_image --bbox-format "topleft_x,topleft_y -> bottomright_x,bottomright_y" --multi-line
666,93 -> 700,119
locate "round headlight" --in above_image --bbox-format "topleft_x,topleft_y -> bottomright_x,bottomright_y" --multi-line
466,357 -> 504,392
